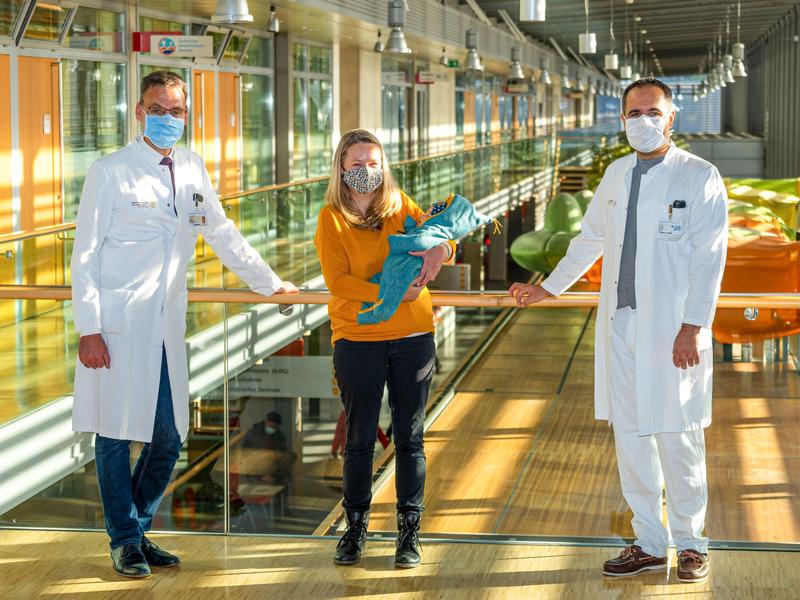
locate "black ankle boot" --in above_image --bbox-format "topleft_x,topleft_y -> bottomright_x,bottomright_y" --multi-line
334,510 -> 369,565
395,511 -> 422,568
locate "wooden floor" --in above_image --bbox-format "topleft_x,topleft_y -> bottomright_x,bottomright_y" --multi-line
1,530 -> 798,599
369,308 -> 800,544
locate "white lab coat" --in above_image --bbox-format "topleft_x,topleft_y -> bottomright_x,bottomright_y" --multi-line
71,137 -> 283,443
542,145 -> 728,435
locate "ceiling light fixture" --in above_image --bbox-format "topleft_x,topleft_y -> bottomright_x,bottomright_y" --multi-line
212,0 -> 254,24
520,0 -> 546,22
267,5 -> 279,32
539,57 -> 552,85
732,0 -> 747,77
464,29 -> 483,71
509,46 -> 525,80
374,30 -> 384,53
386,0 -> 412,54
439,46 -> 449,66
605,0 -> 619,69
579,0 -> 597,53
561,64 -> 572,89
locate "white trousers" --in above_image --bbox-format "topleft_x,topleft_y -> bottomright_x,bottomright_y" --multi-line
609,307 -> 708,556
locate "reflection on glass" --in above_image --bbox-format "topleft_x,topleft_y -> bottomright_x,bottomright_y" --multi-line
455,90 -> 465,149
209,31 -> 227,59
66,6 -> 124,52
23,2 -> 70,41
292,77 -> 308,180
382,84 -> 408,162
138,16 -> 188,34
223,34 -> 247,63
0,0 -> 25,37
62,61 -> 127,221
309,45 -> 332,74
293,42 -> 307,72
241,73 -> 274,189
308,79 -> 332,177
242,35 -> 273,68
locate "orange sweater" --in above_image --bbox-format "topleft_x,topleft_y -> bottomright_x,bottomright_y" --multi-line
314,193 -> 455,344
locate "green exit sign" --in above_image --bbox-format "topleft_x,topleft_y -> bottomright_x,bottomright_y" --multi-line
447,59 -> 459,68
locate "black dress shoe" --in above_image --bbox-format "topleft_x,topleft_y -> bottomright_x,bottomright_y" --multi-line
395,511 -> 422,569
111,543 -> 151,578
333,510 -> 369,565
141,536 -> 181,568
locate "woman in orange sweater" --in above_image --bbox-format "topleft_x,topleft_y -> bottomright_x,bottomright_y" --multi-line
315,129 -> 454,569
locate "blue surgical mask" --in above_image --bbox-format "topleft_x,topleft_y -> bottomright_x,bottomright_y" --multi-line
144,113 -> 185,149
265,426 -> 277,435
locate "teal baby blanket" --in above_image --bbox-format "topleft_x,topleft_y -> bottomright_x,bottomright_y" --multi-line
357,193 -> 496,325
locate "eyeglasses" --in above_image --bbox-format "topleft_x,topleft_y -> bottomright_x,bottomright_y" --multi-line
141,103 -> 188,118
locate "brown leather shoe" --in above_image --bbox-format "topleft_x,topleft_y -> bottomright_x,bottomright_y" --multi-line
677,550 -> 709,583
603,545 -> 668,577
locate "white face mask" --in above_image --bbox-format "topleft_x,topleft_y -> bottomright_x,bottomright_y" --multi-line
624,114 -> 670,153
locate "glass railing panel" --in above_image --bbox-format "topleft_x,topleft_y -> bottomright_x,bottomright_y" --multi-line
0,298 -> 76,428
0,301 -> 228,534
224,303 -> 505,535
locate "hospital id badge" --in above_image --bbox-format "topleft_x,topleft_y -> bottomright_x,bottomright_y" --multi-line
189,193 -> 207,228
658,220 -> 683,235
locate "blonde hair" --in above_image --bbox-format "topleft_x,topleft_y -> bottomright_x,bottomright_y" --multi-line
324,129 -> 402,230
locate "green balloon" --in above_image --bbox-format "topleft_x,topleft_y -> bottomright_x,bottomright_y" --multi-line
574,190 -> 594,214
544,231 -> 576,270
545,193 -> 583,233
510,230 -> 554,273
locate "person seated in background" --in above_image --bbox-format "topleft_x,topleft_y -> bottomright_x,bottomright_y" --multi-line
242,411 -> 295,486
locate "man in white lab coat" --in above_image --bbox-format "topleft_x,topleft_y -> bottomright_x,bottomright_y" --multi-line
71,71 -> 297,578
510,78 -> 727,583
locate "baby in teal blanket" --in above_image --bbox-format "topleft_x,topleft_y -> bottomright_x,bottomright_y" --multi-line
358,193 -> 496,325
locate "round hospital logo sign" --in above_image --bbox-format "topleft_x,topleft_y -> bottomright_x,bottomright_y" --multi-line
158,37 -> 177,55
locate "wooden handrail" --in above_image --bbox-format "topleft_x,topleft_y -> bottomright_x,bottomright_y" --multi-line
1,285 -> 800,309
0,223 -> 76,244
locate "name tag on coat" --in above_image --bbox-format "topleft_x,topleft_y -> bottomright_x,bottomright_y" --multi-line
658,220 -> 683,235
188,193 -> 207,227
131,199 -> 156,209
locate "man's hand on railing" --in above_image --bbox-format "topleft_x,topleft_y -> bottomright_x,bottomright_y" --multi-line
509,283 -> 554,307
79,334 -> 111,369
276,281 -> 299,294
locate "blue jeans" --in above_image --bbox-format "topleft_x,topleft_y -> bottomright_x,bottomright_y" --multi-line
95,347 -> 182,549
333,333 -> 435,514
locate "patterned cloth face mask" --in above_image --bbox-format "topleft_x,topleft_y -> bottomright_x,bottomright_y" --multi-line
342,165 -> 383,195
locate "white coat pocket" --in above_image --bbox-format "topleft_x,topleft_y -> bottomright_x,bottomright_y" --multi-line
99,288 -> 134,336
656,202 -> 687,241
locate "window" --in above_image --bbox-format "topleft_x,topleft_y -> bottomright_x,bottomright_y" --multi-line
138,16 -> 189,35
0,0 -> 25,37
381,56 -> 413,162
242,36 -> 273,68
23,1 -> 71,42
62,60 -> 127,221
308,78 -> 333,176
66,6 -> 125,53
222,34 -> 248,63
241,73 -> 275,189
309,45 -> 331,74
291,77 -> 307,181
208,30 -> 228,59
292,41 -> 333,179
